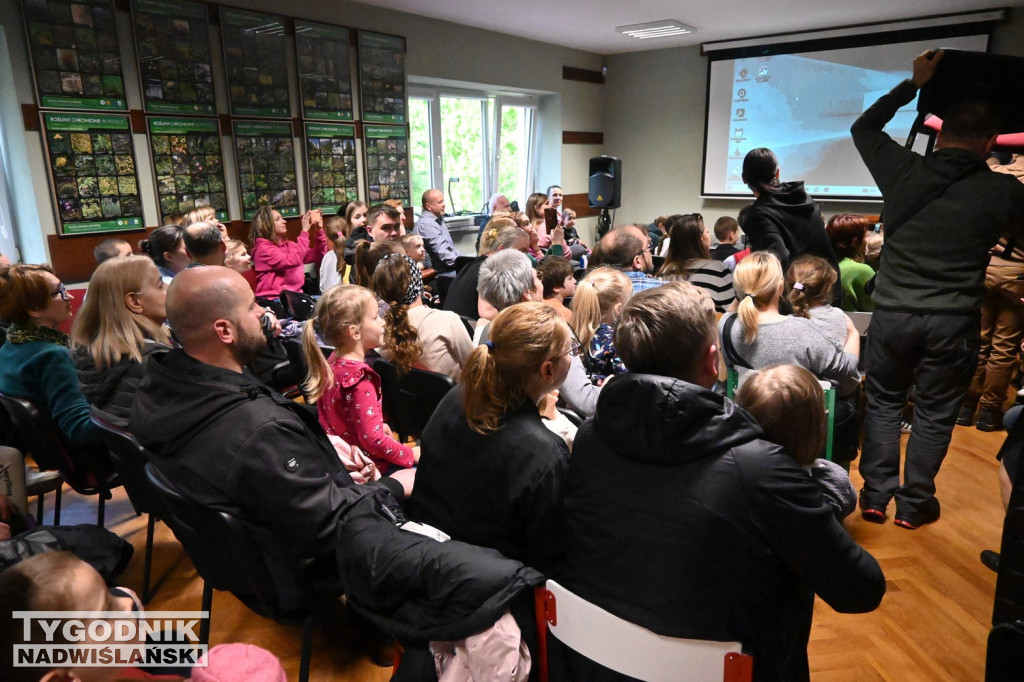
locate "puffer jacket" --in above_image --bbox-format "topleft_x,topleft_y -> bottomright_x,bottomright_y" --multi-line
556,373 -> 885,682
76,340 -> 171,428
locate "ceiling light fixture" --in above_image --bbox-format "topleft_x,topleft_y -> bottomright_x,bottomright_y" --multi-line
616,20 -> 695,40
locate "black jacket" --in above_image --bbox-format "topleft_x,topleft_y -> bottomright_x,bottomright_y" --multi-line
556,374 -> 885,682
442,255 -> 486,319
852,79 -> 1024,313
744,181 -> 842,303
76,341 -> 170,428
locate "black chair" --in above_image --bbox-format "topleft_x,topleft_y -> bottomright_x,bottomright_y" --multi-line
0,398 -> 63,522
0,392 -> 120,525
281,290 -> 318,321
372,358 -> 456,442
90,411 -> 166,604
453,255 -> 476,274
458,315 -> 476,338
144,463 -> 317,682
255,296 -> 286,320
651,255 -> 665,272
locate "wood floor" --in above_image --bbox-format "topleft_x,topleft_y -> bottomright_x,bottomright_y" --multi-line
50,423 -> 1007,681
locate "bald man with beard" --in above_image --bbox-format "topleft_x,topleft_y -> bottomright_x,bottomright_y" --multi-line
129,267 -> 406,587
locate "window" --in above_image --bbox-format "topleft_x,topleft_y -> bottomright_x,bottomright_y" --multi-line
410,86 -> 537,215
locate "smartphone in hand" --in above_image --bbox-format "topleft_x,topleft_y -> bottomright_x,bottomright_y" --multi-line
544,207 -> 558,232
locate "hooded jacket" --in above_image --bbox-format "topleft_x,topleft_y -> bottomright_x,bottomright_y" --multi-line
556,374 -> 885,682
744,181 -> 840,274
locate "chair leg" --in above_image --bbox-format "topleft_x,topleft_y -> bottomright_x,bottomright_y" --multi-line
52,485 -> 62,525
142,514 -> 155,605
200,581 -> 212,646
36,492 -> 44,523
96,496 -> 106,527
298,613 -> 314,682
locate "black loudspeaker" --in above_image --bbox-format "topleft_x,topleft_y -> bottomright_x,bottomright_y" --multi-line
588,156 -> 621,209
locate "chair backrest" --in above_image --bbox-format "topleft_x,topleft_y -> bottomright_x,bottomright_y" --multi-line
89,411 -> 161,516
143,462 -> 311,621
534,580 -> 752,682
281,290 -> 317,321
0,392 -> 109,494
372,358 -> 455,441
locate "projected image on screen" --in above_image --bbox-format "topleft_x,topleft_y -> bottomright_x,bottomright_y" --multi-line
704,33 -> 989,199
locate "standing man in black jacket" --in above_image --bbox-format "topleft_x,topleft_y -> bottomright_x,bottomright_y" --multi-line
557,282 -> 884,682
853,50 -> 1024,529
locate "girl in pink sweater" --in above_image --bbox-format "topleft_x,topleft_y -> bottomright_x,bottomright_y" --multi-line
303,284 -> 417,476
249,206 -> 328,298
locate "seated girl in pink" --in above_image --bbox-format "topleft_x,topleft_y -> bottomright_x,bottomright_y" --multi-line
249,205 -> 328,298
302,284 -> 417,475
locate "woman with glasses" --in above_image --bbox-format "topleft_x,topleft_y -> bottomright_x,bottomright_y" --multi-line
0,264 -> 101,448
656,213 -> 737,312
71,256 -> 173,428
409,302 -> 574,573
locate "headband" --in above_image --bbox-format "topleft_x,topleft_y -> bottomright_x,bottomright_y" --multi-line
381,253 -> 423,305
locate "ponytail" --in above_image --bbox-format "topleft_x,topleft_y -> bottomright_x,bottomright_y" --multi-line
372,255 -> 423,373
785,256 -> 836,319
301,318 -> 332,404
733,251 -> 784,344
460,344 -> 504,433
354,240 -> 373,286
302,285 -> 376,403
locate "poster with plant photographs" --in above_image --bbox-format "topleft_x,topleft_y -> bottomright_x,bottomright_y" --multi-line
304,123 -> 357,214
148,117 -> 228,224
220,8 -> 290,118
22,0 -> 126,110
131,0 -> 216,115
295,20 -> 354,122
232,120 -> 298,220
362,125 -> 409,206
357,31 -> 406,125
42,112 -> 143,234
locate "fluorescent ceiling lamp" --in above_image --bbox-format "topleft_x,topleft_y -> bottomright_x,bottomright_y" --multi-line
616,20 -> 695,40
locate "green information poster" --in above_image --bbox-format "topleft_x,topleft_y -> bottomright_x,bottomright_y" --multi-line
220,8 -> 290,118
232,120 -> 299,220
357,31 -> 406,125
132,0 -> 217,115
147,117 -> 228,224
362,125 -> 410,206
304,123 -> 357,214
42,112 -> 143,234
295,20 -> 354,122
22,0 -> 127,111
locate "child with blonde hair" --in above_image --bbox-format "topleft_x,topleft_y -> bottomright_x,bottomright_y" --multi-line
400,233 -> 427,269
570,266 -> 633,382
303,284 -> 417,478
786,255 -> 858,349
735,364 -> 857,519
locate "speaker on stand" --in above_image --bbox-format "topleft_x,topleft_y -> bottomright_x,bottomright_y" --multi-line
589,156 -> 621,238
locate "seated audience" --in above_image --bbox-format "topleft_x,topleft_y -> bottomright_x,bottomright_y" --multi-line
650,214 -> 671,255
413,189 -> 461,278
400,233 -> 428,270
184,205 -> 228,240
560,208 -> 590,262
344,204 -> 402,280
826,214 -> 876,312
590,224 -> 663,293
556,282 -> 885,682
863,229 -> 883,271
139,224 -> 189,283
410,302 -> 571,572
525,192 -> 553,250
655,213 -> 736,312
710,215 -> 742,261
71,256 -> 173,428
735,364 -> 857,520
322,202 -> 367,291
354,239 -> 403,289
303,284 -> 418,478
571,267 -> 632,383
787,256 -> 857,348
719,251 -> 860,397
224,239 -> 252,273
547,184 -> 564,222
183,221 -> 227,267
93,238 -> 132,264
249,206 -> 327,298
372,254 -> 474,381
446,218 -> 530,320
0,264 -> 100,448
536,255 -> 575,322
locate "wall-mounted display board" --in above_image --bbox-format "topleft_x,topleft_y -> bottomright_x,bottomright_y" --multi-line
357,31 -> 406,125
232,120 -> 298,220
295,20 -> 354,122
131,0 -> 216,115
22,0 -> 127,110
220,8 -> 290,118
147,117 -> 227,224
304,123 -> 358,215
363,125 -> 410,206
42,112 -> 143,234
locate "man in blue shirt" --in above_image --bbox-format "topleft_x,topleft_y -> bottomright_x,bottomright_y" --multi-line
591,224 -> 664,293
413,189 -> 461,278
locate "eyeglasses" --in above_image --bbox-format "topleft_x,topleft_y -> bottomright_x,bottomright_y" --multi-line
52,282 -> 69,302
558,340 -> 582,358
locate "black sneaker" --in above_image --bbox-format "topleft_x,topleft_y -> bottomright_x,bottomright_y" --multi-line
894,499 -> 941,530
976,409 -> 1003,432
957,404 -> 976,426
981,549 -> 1000,573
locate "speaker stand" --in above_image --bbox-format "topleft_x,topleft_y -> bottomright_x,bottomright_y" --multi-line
596,208 -> 612,238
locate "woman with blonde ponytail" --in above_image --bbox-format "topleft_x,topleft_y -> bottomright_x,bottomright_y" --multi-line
303,284 -> 417,475
372,254 -> 473,380
409,302 -> 574,571
570,267 -> 632,382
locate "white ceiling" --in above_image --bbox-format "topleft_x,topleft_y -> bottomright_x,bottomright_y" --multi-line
352,0 -> 1023,55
